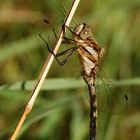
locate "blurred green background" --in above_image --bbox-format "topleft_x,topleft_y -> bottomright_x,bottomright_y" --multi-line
0,0 -> 140,140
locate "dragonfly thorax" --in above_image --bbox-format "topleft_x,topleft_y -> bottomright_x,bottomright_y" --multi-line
73,23 -> 92,40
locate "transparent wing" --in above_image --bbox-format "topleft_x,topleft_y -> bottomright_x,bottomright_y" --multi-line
56,0 -> 78,26
33,19 -> 52,44
96,71 -> 129,114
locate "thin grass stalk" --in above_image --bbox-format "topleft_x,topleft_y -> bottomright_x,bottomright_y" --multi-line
10,0 -> 80,139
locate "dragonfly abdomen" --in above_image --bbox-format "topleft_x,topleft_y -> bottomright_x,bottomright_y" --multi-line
88,85 -> 97,140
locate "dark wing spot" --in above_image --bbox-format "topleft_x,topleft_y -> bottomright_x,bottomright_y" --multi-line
124,94 -> 128,100
43,19 -> 50,24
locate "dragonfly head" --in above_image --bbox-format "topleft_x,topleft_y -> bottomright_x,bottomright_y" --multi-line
73,23 -> 92,40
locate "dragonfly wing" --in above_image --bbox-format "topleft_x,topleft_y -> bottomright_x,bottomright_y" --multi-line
33,19 -> 52,47
96,72 -> 129,114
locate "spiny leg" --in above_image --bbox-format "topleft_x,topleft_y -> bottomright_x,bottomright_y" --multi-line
62,23 -> 74,34
62,37 -> 75,44
55,47 -> 77,65
51,25 -> 75,44
52,28 -> 57,39
39,33 -> 53,54
39,34 -> 77,66
39,23 -> 76,66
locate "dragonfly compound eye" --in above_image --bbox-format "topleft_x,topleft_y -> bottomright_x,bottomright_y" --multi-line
80,26 -> 92,40
73,23 -> 84,35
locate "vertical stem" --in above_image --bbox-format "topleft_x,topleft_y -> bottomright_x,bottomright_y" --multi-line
10,0 -> 80,140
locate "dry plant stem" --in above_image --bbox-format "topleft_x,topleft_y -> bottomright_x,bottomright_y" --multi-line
10,0 -> 80,140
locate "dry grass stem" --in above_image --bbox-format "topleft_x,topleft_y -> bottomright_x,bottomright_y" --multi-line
10,0 -> 80,139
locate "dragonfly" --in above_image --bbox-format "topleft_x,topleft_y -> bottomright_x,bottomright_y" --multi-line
65,23 -> 104,140
39,22 -> 129,140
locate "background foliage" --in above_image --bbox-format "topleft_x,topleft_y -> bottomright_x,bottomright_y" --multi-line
0,0 -> 140,140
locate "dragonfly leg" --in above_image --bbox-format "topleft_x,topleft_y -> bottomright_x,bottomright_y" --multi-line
61,24 -> 76,44
62,37 -> 75,44
52,28 -> 57,39
39,33 -> 54,54
56,47 -> 77,66
62,23 -> 73,34
39,33 -> 77,66
52,26 -> 74,43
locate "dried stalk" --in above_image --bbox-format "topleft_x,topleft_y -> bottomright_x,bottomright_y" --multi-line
10,0 -> 80,139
